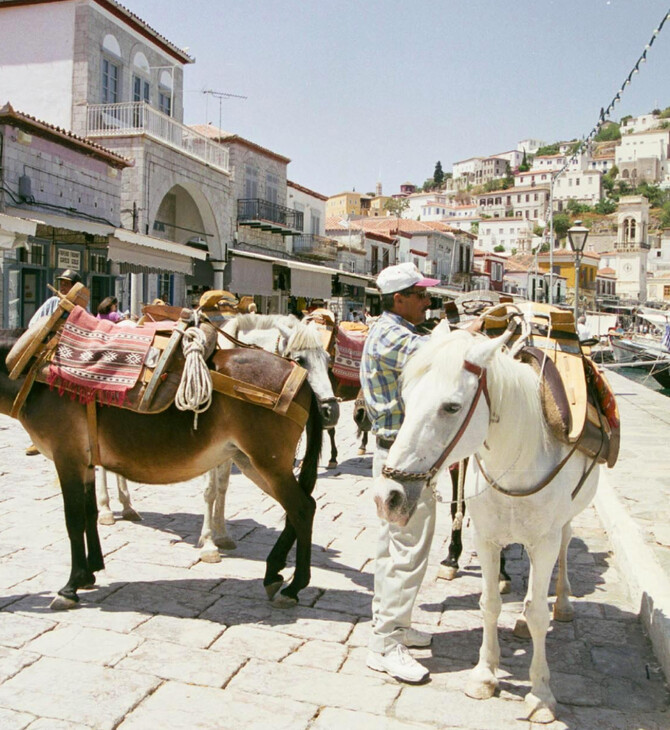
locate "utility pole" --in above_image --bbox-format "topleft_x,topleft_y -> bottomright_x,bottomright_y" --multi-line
202,89 -> 248,133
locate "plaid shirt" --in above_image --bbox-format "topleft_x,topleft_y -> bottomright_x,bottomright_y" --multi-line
359,311 -> 428,440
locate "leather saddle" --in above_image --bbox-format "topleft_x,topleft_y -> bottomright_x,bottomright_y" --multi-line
483,303 -> 619,468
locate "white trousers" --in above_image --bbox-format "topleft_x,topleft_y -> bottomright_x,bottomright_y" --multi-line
369,443 -> 436,654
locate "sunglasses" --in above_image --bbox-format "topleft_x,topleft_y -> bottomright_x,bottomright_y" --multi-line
402,288 -> 429,298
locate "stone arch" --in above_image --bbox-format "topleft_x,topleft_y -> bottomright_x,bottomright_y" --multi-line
621,169 -> 630,179
102,34 -> 121,58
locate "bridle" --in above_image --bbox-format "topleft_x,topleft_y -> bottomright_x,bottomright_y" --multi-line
381,358 -> 491,484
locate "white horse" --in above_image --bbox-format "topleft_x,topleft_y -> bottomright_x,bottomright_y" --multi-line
196,313 -> 338,561
374,322 -> 601,723
96,315 -> 339,553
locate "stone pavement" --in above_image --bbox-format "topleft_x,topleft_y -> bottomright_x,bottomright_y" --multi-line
0,400 -> 668,729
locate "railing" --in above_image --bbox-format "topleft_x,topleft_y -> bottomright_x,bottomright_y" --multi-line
237,199 -> 303,232
292,234 -> 337,260
86,102 -> 230,173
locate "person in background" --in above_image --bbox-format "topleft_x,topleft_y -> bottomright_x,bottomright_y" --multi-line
577,315 -> 592,342
96,296 -> 123,322
26,269 -> 83,455
28,269 -> 82,327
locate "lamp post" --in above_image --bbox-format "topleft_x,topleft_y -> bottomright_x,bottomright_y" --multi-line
567,220 -> 589,322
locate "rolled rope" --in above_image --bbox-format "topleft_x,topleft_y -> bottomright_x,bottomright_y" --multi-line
175,328 -> 212,430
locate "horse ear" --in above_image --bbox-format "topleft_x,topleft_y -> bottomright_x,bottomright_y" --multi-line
466,326 -> 514,367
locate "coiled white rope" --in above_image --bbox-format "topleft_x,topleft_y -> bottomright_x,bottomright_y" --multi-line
175,327 -> 212,430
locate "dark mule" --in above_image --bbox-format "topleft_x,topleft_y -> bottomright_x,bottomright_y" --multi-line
0,330 -> 322,609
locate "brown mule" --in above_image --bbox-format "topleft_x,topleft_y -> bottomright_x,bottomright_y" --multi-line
0,329 -> 323,610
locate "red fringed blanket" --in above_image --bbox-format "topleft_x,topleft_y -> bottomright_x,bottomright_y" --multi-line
48,306 -> 157,404
332,327 -> 367,386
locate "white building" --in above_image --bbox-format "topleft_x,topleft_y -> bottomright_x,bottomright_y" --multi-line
615,128 -> 670,184
477,218 -> 535,254
620,113 -> 662,135
517,138 -> 545,155
553,170 -> 603,207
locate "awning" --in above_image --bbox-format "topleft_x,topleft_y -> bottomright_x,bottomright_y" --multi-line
287,260 -> 333,298
108,229 -> 206,275
338,274 -> 365,287
228,253 -> 274,296
0,212 -> 39,248
5,207 -> 115,237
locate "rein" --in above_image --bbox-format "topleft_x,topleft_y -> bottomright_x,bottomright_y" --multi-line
381,358 -> 491,484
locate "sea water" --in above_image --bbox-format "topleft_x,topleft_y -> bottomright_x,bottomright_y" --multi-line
618,366 -> 670,397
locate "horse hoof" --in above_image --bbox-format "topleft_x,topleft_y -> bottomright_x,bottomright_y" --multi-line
97,512 -> 115,526
271,593 -> 298,609
499,579 -> 511,594
438,564 -> 458,581
357,448 -> 366,455
326,460 -> 337,469
199,549 -> 222,564
513,617 -> 531,639
465,678 -> 497,700
525,693 -> 557,724
121,509 -> 142,522
214,536 -> 237,550
264,580 -> 284,600
50,595 -> 78,611
553,604 -> 574,622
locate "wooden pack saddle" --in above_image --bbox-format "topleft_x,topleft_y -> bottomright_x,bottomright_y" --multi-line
482,302 -> 620,468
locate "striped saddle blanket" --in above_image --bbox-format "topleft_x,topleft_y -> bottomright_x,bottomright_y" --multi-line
47,306 -> 157,404
332,326 -> 367,386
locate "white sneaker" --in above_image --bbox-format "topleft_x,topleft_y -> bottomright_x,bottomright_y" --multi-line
401,627 -> 432,648
366,644 -> 429,683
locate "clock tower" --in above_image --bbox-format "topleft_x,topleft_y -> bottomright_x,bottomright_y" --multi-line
608,195 -> 650,303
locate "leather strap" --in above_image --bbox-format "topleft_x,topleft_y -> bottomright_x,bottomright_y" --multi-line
274,364 -> 307,417
86,400 -> 101,466
209,369 -> 309,428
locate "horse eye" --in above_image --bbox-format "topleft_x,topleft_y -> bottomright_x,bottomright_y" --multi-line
441,402 -> 461,415
295,356 -> 305,365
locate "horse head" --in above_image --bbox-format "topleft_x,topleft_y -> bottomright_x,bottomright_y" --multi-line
374,323 -> 515,525
285,321 -> 339,428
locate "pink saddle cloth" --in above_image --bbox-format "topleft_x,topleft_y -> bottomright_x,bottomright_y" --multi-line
332,327 -> 367,386
48,306 -> 169,404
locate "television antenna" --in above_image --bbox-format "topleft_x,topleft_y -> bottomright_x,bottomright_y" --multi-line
202,89 -> 248,133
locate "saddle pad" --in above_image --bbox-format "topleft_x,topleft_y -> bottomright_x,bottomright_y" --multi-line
47,306 -> 156,404
332,327 -> 367,386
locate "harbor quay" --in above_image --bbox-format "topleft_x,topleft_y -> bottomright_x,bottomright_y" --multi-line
0,396 -> 667,729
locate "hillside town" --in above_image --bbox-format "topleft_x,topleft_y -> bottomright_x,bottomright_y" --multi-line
0,0 -> 669,326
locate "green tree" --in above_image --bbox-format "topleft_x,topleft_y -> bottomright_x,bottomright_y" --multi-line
422,177 -> 435,191
595,199 -> 616,214
470,221 -> 479,234
493,244 -> 505,253
551,212 -> 571,241
518,150 -> 530,172
594,122 -> 621,142
433,161 -> 445,187
383,198 -> 410,218
535,143 -> 560,156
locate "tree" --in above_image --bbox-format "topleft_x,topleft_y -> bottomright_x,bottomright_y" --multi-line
433,161 -> 445,188
552,212 -> 571,242
470,221 -> 479,234
595,199 -> 616,214
383,197 -> 410,218
594,122 -> 621,142
535,143 -> 560,157
518,150 -> 530,172
422,177 -> 435,191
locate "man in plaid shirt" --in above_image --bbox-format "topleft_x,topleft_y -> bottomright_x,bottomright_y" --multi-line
360,262 -> 438,684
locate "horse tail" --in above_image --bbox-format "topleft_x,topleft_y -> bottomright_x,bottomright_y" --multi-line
298,391 -> 323,496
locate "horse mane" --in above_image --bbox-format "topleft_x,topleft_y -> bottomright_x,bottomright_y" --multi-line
285,321 -> 324,354
403,326 -> 548,456
234,313 -> 299,333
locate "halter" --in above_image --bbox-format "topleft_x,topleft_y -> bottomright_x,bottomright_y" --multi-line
381,358 -> 491,484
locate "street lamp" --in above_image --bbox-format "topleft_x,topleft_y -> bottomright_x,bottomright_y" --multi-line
567,220 -> 589,322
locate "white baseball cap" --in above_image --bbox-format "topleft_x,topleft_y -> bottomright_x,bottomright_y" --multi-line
376,262 -> 439,295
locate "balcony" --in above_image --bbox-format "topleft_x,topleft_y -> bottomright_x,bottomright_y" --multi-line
292,234 -> 337,261
86,102 -> 230,174
237,199 -> 303,236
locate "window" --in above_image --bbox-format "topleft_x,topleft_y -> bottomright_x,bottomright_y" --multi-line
266,172 -> 280,205
158,70 -> 173,116
133,76 -> 150,103
158,91 -> 171,115
576,178 -> 580,186
89,252 -> 107,273
245,165 -> 258,198
310,213 -> 320,235
102,58 -> 119,103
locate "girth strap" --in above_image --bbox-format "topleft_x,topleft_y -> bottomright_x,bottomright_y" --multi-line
86,400 -> 101,466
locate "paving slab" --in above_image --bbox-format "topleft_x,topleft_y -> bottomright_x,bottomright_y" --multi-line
0,399 -> 667,729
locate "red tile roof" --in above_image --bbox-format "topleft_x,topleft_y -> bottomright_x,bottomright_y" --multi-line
189,124 -> 291,164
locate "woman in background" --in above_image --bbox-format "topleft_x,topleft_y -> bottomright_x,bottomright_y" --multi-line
97,296 -> 123,323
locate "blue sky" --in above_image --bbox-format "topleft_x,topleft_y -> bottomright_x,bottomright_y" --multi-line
129,0 -> 670,197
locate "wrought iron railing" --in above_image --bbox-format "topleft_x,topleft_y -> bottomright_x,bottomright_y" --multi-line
292,234 -> 337,259
86,102 -> 230,173
237,199 -> 303,232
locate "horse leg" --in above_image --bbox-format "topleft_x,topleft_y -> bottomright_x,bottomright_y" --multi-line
465,537 -> 502,700
553,522 -> 574,622
522,535 -> 562,723
95,468 -> 115,526
439,467 -> 462,580
326,427 -> 337,468
52,462 -> 101,610
198,463 -> 236,563
117,474 -> 141,522
499,549 -> 512,594
357,429 -> 367,456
